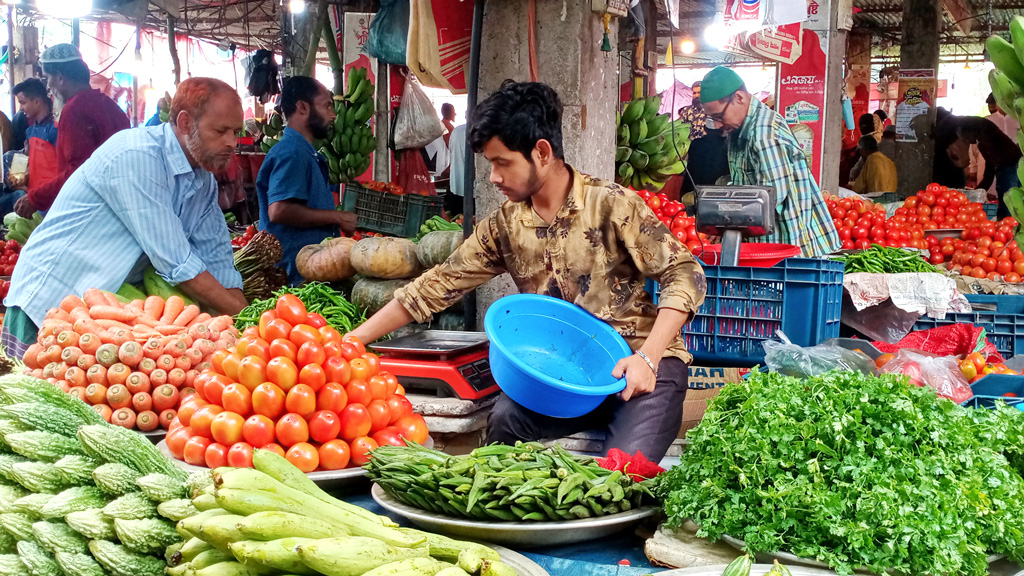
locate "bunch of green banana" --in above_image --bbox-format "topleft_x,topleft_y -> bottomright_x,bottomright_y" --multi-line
319,67 -> 377,184
615,95 -> 690,191
256,114 -> 285,153
987,16 -> 1024,242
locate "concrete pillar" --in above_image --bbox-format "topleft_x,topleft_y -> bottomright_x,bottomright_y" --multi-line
819,9 -> 849,196
471,0 -> 620,328
282,7 -> 315,78
895,0 -> 941,196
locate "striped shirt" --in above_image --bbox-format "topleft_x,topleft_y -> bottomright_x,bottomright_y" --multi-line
727,99 -> 840,258
6,122 -> 242,326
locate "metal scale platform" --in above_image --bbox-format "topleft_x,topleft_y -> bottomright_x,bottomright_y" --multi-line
374,330 -> 498,400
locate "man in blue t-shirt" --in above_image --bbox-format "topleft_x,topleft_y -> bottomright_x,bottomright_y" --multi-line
256,77 -> 356,284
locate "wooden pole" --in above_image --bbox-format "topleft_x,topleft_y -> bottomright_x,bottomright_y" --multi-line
167,15 -> 180,85
301,0 -> 329,77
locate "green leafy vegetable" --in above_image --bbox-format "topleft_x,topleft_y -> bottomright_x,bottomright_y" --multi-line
657,369 -> 1024,576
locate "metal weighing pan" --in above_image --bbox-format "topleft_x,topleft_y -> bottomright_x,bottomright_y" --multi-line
371,330 -> 489,359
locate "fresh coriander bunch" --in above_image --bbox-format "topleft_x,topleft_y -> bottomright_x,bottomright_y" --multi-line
657,369 -> 1024,576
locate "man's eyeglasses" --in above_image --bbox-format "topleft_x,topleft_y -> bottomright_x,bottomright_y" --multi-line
706,95 -> 735,124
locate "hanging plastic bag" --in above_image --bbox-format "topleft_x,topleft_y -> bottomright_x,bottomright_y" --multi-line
366,0 -> 411,66
877,348 -> 974,404
763,339 -> 876,379
393,75 -> 444,150
396,149 -> 437,197
25,137 -> 57,196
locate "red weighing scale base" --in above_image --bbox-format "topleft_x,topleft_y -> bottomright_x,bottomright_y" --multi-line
374,331 -> 499,400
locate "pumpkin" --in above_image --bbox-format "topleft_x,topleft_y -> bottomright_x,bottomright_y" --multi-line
295,237 -> 358,282
351,277 -> 413,315
349,237 -> 423,279
416,230 -> 464,269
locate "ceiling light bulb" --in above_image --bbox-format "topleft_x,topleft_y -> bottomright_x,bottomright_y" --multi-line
681,40 -> 696,54
289,0 -> 306,14
963,61 -> 971,70
36,0 -> 91,17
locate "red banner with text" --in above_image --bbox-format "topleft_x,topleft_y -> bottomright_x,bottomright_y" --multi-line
777,29 -> 827,184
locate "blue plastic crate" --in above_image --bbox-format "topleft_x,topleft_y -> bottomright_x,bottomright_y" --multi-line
983,202 -> 999,221
912,294 -> 1024,358
963,374 -> 1024,411
648,258 -> 845,366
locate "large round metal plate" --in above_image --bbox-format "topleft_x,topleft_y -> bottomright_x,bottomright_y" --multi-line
157,440 -> 367,489
489,545 -> 550,576
371,484 -> 657,548
139,430 -> 166,445
657,563 -> 839,576
719,535 -> 1004,573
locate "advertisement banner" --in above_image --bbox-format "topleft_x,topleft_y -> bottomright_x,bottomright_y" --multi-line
895,69 -> 936,143
747,22 -> 803,64
777,28 -> 828,183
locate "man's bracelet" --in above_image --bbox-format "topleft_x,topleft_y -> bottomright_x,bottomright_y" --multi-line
635,350 -> 658,377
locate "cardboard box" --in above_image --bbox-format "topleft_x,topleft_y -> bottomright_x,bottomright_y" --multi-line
680,367 -> 748,437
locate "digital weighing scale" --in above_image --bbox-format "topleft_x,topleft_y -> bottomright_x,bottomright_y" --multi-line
694,185 -> 776,265
373,330 -> 498,400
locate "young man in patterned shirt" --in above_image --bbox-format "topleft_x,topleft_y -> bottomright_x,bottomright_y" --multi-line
349,81 -> 706,462
699,66 -> 840,257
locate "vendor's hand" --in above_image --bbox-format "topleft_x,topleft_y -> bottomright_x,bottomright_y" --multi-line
14,196 -> 36,219
612,353 -> 658,402
336,210 -> 357,235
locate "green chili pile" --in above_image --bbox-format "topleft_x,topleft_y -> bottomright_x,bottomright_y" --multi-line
234,282 -> 366,332
836,244 -> 939,274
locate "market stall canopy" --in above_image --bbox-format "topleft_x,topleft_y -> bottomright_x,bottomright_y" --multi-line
655,0 -> 1024,67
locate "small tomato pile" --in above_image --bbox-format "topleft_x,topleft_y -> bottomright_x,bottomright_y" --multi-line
231,225 -> 257,249
166,294 -> 429,473
928,217 -> 1022,282
0,239 -> 20,277
825,193 -> 922,251
634,190 -> 708,251
957,351 -> 1019,383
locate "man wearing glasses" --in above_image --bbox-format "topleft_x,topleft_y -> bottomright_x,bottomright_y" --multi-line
698,66 -> 839,258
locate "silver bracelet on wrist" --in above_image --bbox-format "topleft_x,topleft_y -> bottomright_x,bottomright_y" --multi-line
635,350 -> 658,377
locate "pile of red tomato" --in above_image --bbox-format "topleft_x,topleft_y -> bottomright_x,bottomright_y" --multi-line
0,239 -> 20,278
165,294 -> 429,473
934,219 -> 1022,282
634,190 -> 708,251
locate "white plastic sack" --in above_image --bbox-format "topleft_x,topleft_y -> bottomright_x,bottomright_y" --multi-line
394,75 -> 444,150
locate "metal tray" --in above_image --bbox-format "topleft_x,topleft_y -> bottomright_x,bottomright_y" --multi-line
139,429 -> 166,445
371,484 -> 657,548
157,440 -> 367,490
371,330 -> 488,358
720,535 -> 1004,573
489,545 -> 549,576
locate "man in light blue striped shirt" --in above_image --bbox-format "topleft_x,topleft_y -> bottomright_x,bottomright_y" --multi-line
2,78 -> 248,359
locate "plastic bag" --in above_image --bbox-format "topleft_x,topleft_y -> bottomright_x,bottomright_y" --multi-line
396,149 -> 436,197
366,0 -> 410,66
877,348 -> 974,404
393,75 -> 445,150
763,340 -> 877,379
25,137 -> 57,196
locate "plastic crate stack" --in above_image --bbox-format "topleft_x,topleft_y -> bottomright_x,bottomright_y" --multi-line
648,258 -> 845,366
340,183 -> 444,237
912,294 -> 1024,359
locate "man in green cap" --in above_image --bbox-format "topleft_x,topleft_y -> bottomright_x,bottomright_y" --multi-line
699,66 -> 839,258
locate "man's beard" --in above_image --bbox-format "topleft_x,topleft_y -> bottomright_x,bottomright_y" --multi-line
309,107 -> 331,140
186,122 -> 231,172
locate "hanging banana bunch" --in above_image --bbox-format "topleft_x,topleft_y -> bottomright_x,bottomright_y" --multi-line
615,95 -> 690,191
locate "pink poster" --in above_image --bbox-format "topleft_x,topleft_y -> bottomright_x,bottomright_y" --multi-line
777,29 -> 827,184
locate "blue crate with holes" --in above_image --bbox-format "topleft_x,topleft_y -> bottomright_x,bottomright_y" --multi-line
647,258 -> 845,366
912,294 -> 1024,358
983,202 -> 999,221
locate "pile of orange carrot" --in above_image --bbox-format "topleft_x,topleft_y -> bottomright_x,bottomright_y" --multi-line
21,289 -> 239,432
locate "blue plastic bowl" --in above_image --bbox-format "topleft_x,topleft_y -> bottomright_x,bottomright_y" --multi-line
484,294 -> 633,418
